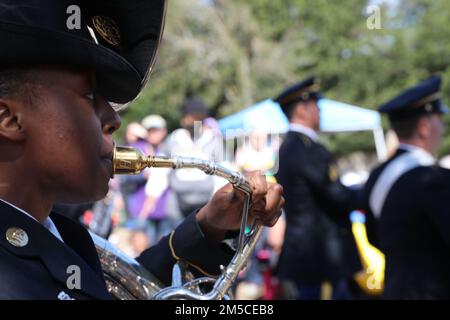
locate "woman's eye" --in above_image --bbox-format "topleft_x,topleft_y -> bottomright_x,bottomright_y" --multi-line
85,93 -> 95,101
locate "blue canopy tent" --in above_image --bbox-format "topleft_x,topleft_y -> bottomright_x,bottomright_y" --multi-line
219,98 -> 387,160
218,99 -> 289,134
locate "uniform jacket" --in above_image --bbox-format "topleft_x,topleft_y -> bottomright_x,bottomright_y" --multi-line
362,148 -> 450,299
0,200 -> 233,299
276,130 -> 360,284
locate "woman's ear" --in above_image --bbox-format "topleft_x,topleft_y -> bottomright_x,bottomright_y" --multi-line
0,99 -> 26,142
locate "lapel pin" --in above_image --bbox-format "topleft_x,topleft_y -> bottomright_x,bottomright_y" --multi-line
6,227 -> 29,247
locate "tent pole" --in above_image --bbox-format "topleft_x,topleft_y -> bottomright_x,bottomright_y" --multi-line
373,127 -> 388,161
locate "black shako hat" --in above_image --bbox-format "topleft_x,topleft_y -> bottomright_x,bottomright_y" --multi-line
0,0 -> 166,105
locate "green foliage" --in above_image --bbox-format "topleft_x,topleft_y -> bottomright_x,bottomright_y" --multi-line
117,0 -> 450,157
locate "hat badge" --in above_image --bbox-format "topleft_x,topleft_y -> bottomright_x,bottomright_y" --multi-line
6,227 -> 29,247
301,92 -> 309,100
92,16 -> 121,47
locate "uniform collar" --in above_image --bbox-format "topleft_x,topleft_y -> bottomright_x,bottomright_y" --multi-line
0,200 -> 109,299
289,123 -> 319,142
0,198 -> 64,242
398,143 -> 436,161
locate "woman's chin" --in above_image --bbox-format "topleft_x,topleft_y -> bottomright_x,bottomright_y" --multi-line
58,182 -> 110,204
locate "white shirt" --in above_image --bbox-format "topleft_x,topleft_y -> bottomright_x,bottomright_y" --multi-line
0,198 -> 64,242
398,143 -> 436,161
289,123 -> 319,142
369,143 -> 435,218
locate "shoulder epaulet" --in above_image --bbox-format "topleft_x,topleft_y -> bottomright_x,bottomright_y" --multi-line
295,133 -> 312,148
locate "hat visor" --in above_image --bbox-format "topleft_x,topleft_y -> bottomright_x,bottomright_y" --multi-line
0,22 -> 142,104
312,92 -> 324,101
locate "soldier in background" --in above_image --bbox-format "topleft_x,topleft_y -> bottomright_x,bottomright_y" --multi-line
275,76 -> 360,299
361,76 -> 450,299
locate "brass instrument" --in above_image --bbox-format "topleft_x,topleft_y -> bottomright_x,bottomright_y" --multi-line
93,145 -> 263,300
90,231 -> 164,299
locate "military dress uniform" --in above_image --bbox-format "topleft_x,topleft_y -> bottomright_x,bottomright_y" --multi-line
0,199 -> 234,299
274,77 -> 360,299
0,0 -> 235,299
361,76 -> 450,299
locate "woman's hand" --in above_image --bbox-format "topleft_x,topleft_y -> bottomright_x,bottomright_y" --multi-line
196,171 -> 284,242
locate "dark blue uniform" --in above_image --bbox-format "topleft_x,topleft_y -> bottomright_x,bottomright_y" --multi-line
362,148 -> 450,299
0,200 -> 233,299
276,130 -> 360,294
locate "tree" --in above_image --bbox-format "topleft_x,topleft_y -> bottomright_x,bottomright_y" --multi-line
118,0 -> 450,157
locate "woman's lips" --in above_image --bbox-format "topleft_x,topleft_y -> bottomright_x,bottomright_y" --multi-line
100,157 -> 113,177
